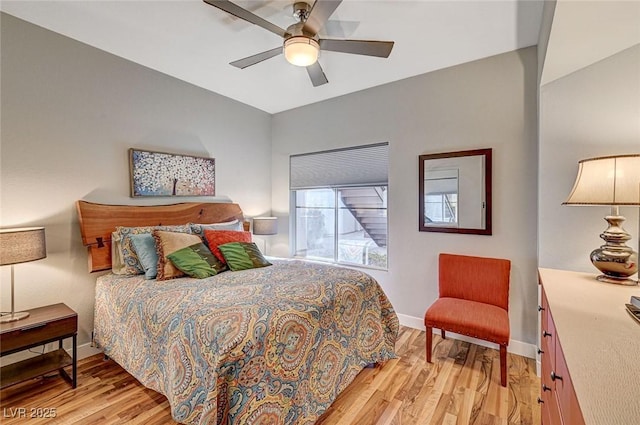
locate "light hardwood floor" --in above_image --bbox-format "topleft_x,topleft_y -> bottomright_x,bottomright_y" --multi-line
0,327 -> 540,425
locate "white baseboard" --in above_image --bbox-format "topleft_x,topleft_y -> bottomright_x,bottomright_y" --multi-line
0,341 -> 103,367
77,339 -> 543,374
77,342 -> 102,360
397,313 -> 537,360
396,313 -> 425,330
78,325 -> 539,363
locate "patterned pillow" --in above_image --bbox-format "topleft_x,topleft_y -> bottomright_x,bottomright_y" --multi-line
167,243 -> 227,279
111,231 -> 125,273
129,234 -> 158,280
153,231 -> 203,280
203,230 -> 252,264
218,242 -> 272,271
113,224 -> 191,275
189,220 -> 243,238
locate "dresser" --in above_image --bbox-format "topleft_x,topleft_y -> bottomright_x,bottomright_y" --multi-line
538,268 -> 640,425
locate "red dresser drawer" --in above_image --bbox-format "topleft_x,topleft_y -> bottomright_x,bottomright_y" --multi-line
554,340 -> 585,425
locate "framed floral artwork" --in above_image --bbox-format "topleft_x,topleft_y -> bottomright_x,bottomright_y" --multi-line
129,148 -> 215,197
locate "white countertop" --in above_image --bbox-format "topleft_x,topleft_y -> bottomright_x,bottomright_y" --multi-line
538,268 -> 640,425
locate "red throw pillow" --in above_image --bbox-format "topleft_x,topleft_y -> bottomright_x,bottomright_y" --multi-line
203,230 -> 252,264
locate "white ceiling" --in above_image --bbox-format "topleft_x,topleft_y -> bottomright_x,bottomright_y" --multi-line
1,0 -> 544,114
541,0 -> 640,85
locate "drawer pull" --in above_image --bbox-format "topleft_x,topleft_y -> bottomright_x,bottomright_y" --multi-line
538,305 -> 545,312
542,384 -> 551,392
537,347 -> 544,355
20,323 -> 47,331
543,330 -> 552,338
537,397 -> 544,404
551,371 -> 563,381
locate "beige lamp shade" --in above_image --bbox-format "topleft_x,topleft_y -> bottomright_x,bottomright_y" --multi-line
0,227 -> 46,323
252,217 -> 278,236
0,227 -> 47,266
563,154 -> 640,206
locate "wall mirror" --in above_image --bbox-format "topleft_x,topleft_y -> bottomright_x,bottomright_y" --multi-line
419,148 -> 492,235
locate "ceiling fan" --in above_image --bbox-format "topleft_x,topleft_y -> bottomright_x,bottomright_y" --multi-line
203,0 -> 395,87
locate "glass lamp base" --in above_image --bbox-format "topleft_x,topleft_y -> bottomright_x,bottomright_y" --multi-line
0,311 -> 30,323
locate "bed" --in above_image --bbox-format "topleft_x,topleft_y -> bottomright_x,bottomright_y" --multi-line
77,201 -> 399,425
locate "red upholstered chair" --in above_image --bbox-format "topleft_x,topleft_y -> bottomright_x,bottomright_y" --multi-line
424,253 -> 511,387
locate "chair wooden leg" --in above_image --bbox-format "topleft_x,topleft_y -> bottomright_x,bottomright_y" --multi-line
441,329 -> 446,339
426,326 -> 433,363
500,345 -> 507,387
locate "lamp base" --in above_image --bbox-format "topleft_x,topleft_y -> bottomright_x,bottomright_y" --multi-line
590,213 -> 638,285
0,311 -> 30,323
595,274 -> 638,286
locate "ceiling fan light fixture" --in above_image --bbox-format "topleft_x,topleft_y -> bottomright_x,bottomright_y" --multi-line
284,36 -> 319,67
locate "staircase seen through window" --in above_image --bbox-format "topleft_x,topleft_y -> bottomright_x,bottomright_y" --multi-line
294,186 -> 387,269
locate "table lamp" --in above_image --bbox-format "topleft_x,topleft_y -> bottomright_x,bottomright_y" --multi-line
563,154 -> 640,285
0,227 -> 47,322
252,217 -> 278,255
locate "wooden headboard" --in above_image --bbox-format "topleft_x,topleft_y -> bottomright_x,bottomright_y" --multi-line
76,200 -> 247,273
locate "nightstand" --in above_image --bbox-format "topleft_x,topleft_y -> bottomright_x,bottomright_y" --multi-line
0,303 -> 77,389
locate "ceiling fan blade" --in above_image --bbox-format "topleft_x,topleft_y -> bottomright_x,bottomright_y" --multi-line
320,20 -> 360,38
230,47 -> 283,69
303,0 -> 342,36
320,39 -> 394,58
203,0 -> 288,38
306,62 -> 328,87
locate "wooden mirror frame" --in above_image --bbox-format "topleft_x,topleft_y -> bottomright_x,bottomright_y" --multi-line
418,148 -> 492,235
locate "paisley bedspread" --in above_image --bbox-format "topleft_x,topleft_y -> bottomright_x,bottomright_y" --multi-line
93,259 -> 398,425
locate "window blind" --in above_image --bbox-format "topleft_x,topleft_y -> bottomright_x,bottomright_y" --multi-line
290,142 -> 389,189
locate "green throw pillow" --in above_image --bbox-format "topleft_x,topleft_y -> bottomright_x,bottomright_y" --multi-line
166,243 -> 227,279
218,242 -> 272,271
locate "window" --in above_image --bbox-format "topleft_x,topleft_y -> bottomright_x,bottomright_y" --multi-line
290,143 -> 388,269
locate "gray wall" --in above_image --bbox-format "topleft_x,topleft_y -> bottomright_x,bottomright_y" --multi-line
0,13 -> 272,353
537,0 -> 557,84
271,47 -> 539,349
1,12 -> 544,357
539,44 -> 640,272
